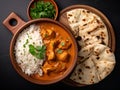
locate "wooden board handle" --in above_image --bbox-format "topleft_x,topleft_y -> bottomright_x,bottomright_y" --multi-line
3,12 -> 26,34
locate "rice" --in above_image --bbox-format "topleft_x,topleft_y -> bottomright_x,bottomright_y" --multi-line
14,24 -> 44,76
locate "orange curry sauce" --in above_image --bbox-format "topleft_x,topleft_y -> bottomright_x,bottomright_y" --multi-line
31,22 -> 75,80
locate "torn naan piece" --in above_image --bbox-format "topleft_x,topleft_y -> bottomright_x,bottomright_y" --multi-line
70,44 -> 116,85
70,57 -> 100,85
92,44 -> 116,80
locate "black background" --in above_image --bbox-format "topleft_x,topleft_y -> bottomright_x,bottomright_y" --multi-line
0,0 -> 120,89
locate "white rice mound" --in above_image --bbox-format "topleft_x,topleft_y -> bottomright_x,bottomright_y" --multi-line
14,24 -> 44,76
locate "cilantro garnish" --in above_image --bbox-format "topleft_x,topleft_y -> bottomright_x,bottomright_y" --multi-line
29,44 -> 46,59
30,0 -> 56,19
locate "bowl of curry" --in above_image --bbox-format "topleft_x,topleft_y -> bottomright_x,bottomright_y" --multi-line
3,12 -> 78,85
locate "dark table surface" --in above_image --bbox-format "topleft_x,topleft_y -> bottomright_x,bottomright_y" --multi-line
0,0 -> 120,89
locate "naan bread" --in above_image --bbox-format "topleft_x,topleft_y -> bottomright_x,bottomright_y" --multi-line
70,57 -> 100,84
78,44 -> 94,63
66,8 -> 115,85
92,44 -> 116,80
67,9 -> 108,48
70,44 -> 116,85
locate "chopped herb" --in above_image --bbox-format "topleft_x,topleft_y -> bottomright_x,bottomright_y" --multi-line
29,44 -> 46,59
44,33 -> 48,38
30,0 -> 56,19
23,49 -> 26,55
23,39 -> 29,48
27,33 -> 32,39
56,49 -> 63,54
19,40 -> 21,42
61,42 -> 65,46
33,42 -> 35,45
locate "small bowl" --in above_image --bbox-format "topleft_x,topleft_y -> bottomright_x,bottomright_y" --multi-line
27,0 -> 58,20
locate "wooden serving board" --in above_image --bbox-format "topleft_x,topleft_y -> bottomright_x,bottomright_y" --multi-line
59,4 -> 116,87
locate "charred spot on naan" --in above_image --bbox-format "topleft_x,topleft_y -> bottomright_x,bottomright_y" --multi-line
64,7 -> 115,85
106,48 -> 112,54
66,8 -> 109,49
87,24 -> 105,34
70,44 -> 116,85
